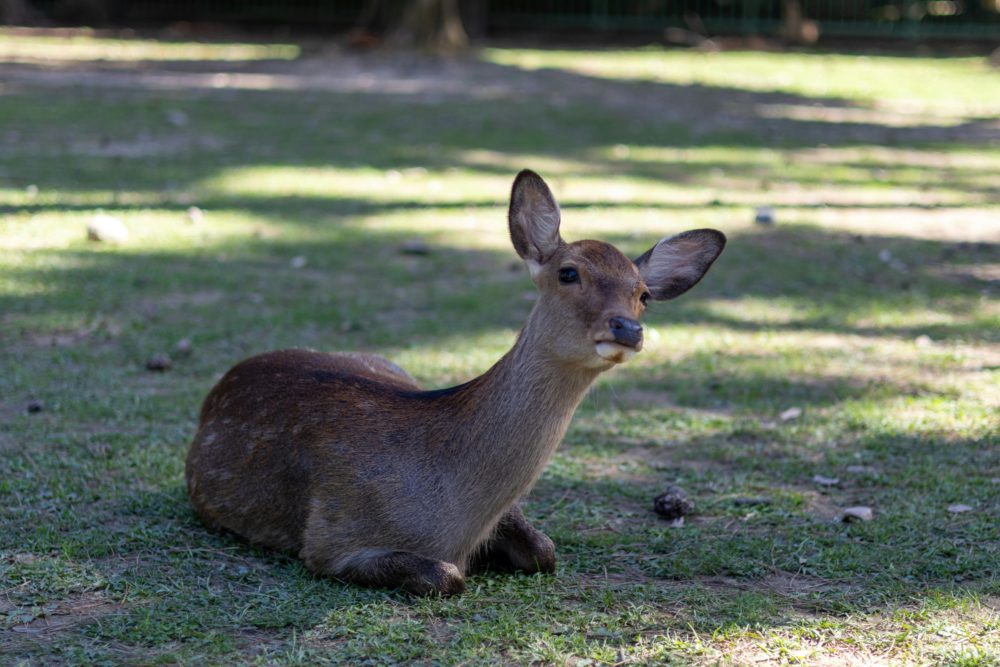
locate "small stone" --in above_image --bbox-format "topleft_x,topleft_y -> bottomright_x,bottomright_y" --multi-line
611,144 -> 630,159
186,206 -> 204,223
754,206 -> 775,225
914,334 -> 933,348
25,184 -> 38,198
290,255 -> 307,269
653,486 -> 694,520
878,249 -> 893,263
165,109 -> 189,127
86,213 -> 129,244
26,400 -> 44,414
400,240 -> 431,256
842,506 -> 873,522
812,474 -> 839,486
174,338 -> 193,355
780,406 -> 803,422
947,504 -> 973,514
145,354 -> 172,372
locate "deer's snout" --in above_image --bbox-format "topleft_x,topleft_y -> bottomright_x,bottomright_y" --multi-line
609,316 -> 643,348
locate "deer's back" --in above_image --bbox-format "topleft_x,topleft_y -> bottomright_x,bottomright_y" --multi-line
185,348 -> 429,552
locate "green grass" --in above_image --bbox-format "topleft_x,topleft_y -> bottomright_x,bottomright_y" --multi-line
1,32 -> 999,665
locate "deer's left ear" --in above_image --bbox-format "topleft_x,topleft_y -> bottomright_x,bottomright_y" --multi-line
634,229 -> 726,300
509,170 -> 563,273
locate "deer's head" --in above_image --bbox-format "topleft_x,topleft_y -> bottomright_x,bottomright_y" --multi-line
509,170 -> 726,370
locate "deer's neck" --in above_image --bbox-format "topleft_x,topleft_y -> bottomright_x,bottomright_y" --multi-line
440,307 -> 600,543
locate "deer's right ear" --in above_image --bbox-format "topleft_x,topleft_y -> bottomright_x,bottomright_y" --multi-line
634,229 -> 726,301
509,170 -> 563,277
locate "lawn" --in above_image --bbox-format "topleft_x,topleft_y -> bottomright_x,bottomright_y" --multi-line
1,31 -> 998,665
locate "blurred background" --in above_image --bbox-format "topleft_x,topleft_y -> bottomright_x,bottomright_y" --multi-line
2,0 -> 1000,45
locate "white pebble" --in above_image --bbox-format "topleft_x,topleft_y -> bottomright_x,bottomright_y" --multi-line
86,213 -> 129,244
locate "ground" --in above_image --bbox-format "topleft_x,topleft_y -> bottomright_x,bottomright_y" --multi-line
0,30 -> 998,666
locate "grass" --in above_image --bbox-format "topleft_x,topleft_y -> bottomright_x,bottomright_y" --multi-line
1,31 -> 999,665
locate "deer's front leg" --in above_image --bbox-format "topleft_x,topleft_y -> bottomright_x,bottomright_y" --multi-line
471,504 -> 556,575
304,545 -> 466,597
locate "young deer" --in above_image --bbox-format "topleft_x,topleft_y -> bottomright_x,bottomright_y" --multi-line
186,170 -> 725,596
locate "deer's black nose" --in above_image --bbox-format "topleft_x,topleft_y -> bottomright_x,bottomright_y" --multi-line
609,317 -> 643,348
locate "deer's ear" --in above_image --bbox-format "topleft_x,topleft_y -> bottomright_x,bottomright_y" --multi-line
634,229 -> 726,300
509,170 -> 563,273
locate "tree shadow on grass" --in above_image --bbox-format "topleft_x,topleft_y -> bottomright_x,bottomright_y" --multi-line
1,46 -> 997,203
2,223 -> 995,433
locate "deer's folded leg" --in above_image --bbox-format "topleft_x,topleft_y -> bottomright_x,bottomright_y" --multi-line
471,504 -> 556,575
304,545 -> 466,597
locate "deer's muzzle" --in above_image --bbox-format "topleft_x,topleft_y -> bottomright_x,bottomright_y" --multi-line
608,316 -> 643,349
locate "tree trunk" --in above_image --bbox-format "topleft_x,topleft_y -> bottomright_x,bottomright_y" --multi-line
781,0 -> 820,44
1,0 -> 44,25
354,0 -> 469,53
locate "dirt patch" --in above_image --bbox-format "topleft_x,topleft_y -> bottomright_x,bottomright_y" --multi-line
698,571 -> 836,596
0,400 -> 30,423
933,263 -> 1000,285
565,564 -> 659,590
720,639 -> 892,666
27,328 -> 95,348
804,490 -> 845,522
425,618 -> 455,644
2,591 -> 119,637
69,133 -> 226,159
140,289 -> 225,314
234,627 -> 288,658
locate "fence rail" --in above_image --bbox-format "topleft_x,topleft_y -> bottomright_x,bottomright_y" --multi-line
15,1 -> 1000,40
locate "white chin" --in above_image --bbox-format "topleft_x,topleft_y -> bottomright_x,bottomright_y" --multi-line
594,342 -> 638,364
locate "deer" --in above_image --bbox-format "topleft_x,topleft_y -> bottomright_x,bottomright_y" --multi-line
185,170 -> 725,596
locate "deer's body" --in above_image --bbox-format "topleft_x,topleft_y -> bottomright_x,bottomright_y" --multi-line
186,171 -> 725,595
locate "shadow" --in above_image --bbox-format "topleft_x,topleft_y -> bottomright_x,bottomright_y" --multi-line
1,46 -> 997,199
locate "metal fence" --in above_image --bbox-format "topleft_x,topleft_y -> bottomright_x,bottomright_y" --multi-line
489,0 -> 1000,40
19,1 -> 1000,40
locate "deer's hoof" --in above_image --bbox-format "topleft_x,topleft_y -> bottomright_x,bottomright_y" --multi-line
404,560 -> 466,597
526,533 -> 557,574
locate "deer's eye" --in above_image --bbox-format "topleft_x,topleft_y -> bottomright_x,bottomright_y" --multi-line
640,292 -> 650,305
558,267 -> 579,284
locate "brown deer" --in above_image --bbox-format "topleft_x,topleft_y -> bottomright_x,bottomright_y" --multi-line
186,170 -> 725,596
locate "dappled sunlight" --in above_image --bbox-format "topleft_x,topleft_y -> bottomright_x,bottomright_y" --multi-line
754,101 -> 975,128
699,295 -> 996,339
482,48 -> 1000,116
197,149 -> 991,219
200,165 -> 508,206
0,30 -> 299,63
0,207 -> 290,252
389,329 -> 520,387
716,589 -> 998,666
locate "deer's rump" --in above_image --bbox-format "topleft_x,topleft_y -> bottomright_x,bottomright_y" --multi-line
184,349 -> 425,553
